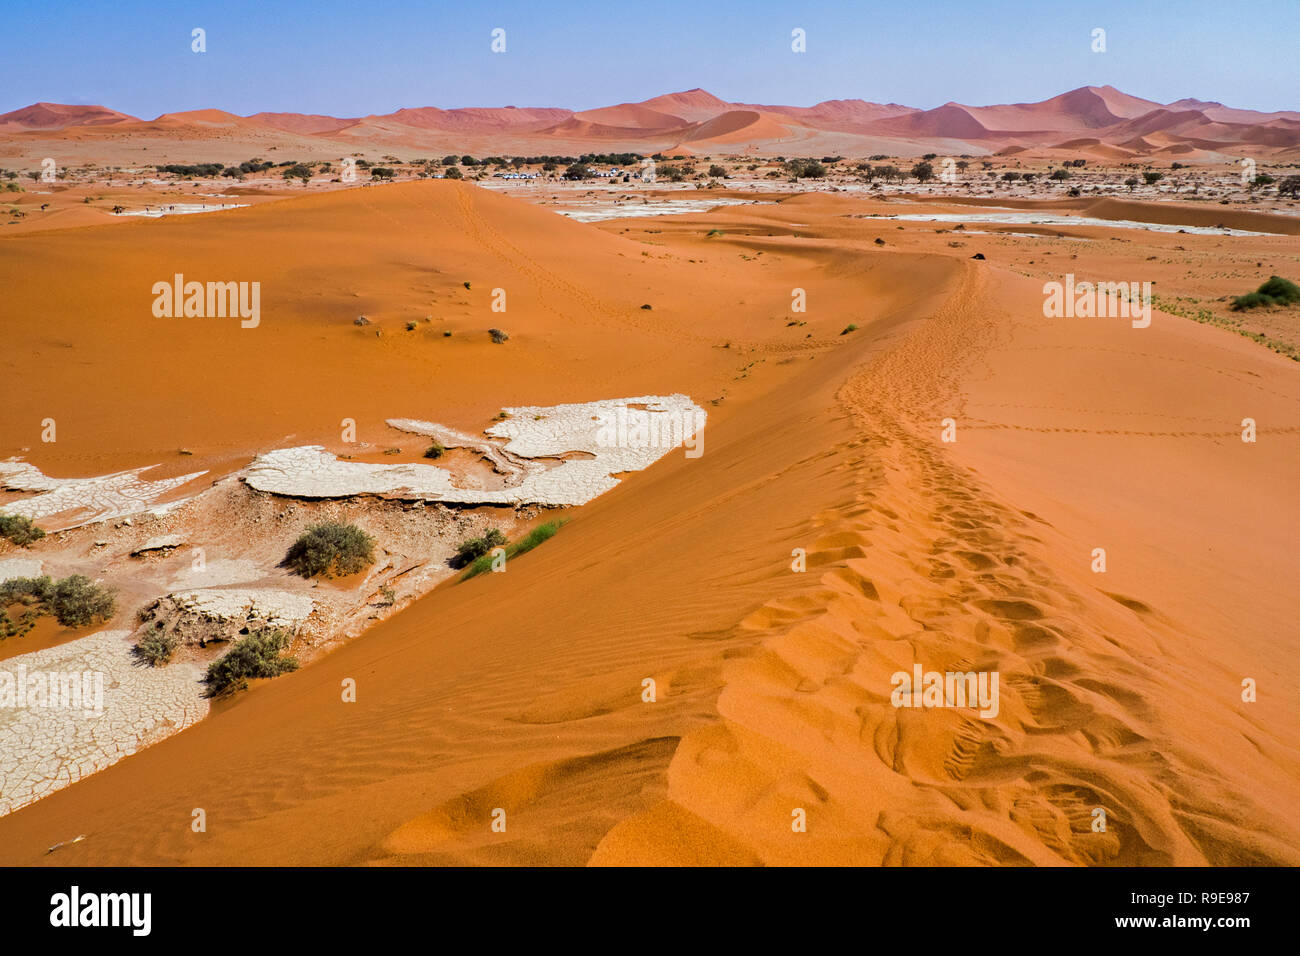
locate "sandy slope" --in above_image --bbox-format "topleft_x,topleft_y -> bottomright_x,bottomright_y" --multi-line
1,184 -> 1297,865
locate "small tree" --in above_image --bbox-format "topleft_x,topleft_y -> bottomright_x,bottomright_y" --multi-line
911,162 -> 934,182
1142,171 -> 1164,186
708,164 -> 726,178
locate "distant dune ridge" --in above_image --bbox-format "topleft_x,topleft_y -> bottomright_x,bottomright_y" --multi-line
3,85 -> 1298,160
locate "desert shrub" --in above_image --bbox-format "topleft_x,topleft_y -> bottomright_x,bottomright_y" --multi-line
1279,176 -> 1300,198
442,165 -> 463,179
134,626 -> 179,666
0,574 -> 114,630
1231,276 -> 1300,311
282,164 -> 312,182
423,441 -> 445,459
451,528 -> 507,568
1001,171 -> 1021,182
203,627 -> 299,697
406,320 -> 418,330
489,328 -> 509,343
841,324 -> 859,335
285,521 -> 375,578
708,165 -> 726,178
371,167 -> 394,179
48,575 -> 117,627
1049,169 -> 1070,180
0,513 -> 45,547
1143,171 -> 1164,186
910,162 -> 934,182
785,159 -> 826,179
461,521 -> 564,580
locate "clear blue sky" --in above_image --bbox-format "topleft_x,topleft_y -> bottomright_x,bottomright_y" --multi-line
5,0 -> 1297,117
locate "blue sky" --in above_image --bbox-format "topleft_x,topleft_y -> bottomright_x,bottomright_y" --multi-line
5,0 -> 1297,117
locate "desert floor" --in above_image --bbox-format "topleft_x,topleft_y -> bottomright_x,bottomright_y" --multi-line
1,180 -> 1297,865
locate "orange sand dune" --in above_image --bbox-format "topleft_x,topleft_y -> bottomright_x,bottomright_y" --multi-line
2,185 -> 1298,866
8,85 -> 1297,162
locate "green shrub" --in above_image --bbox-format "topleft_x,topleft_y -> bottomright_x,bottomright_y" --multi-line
1231,276 -> 1300,311
0,513 -> 45,547
203,627 -> 298,697
841,324 -> 859,335
285,521 -> 375,578
423,441 -> 445,459
134,627 -> 179,666
452,528 -> 507,569
0,574 -> 114,634
48,575 -> 117,627
461,521 -> 564,580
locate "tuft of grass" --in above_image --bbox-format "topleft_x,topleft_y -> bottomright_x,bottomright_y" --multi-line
406,321 -> 418,331
0,513 -> 45,547
461,520 -> 565,580
1231,276 -> 1300,311
133,626 -> 179,666
423,441 -> 445,459
451,528 -> 506,569
203,627 -> 299,698
489,327 -> 509,344
840,324 -> 859,335
285,521 -> 375,578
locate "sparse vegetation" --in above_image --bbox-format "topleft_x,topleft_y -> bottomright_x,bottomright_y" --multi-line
461,521 -> 565,580
451,528 -> 507,569
285,522 -> 375,578
841,324 -> 859,335
1231,276 -> 1300,311
133,626 -> 179,666
203,627 -> 299,698
423,441 -> 445,459
0,574 -> 116,638
0,514 -> 45,547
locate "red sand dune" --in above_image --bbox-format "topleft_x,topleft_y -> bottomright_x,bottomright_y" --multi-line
1,183 -> 1298,865
3,85 -> 1297,159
